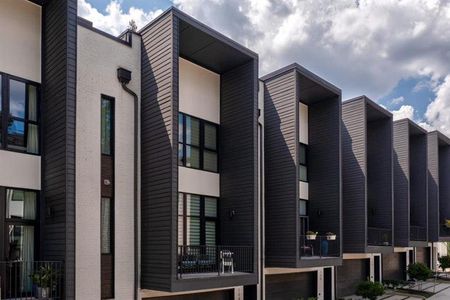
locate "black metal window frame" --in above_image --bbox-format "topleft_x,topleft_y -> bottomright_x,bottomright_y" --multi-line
178,112 -> 219,173
0,187 -> 40,262
298,142 -> 308,182
0,72 -> 41,155
299,199 -> 309,236
178,192 -> 219,246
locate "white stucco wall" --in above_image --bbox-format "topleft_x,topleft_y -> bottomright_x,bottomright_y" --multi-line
0,0 -> 41,82
76,26 -> 141,300
178,58 -> 221,196
0,150 -> 40,190
179,57 -> 220,123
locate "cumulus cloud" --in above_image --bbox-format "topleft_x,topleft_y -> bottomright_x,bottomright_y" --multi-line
78,0 -> 163,35
78,0 -> 450,135
391,105 -> 415,121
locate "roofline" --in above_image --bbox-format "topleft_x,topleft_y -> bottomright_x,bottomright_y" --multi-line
344,95 -> 393,118
260,63 -> 341,95
430,130 -> 450,145
139,6 -> 258,60
77,17 -> 137,47
394,118 -> 428,135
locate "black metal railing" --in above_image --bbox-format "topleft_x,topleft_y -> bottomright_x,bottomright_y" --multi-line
177,245 -> 253,278
0,261 -> 63,300
367,227 -> 392,246
299,235 -> 340,258
410,225 -> 427,241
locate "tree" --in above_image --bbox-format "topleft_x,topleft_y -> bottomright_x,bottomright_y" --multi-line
356,281 -> 384,300
439,255 -> 450,272
128,19 -> 137,32
407,263 -> 432,290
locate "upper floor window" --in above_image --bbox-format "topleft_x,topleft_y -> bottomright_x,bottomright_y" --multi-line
101,96 -> 114,155
0,73 -> 40,154
299,143 -> 308,182
178,113 -> 219,172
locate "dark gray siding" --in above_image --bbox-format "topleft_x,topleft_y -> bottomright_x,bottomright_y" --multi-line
264,70 -> 298,267
336,259 -> 370,298
393,120 -> 410,246
439,145 -> 450,237
41,0 -> 77,299
220,60 -> 258,259
342,100 -> 367,253
308,96 -> 341,253
367,118 -> 393,232
265,272 -> 318,300
383,252 -> 406,280
140,11 -> 178,290
428,133 -> 439,241
146,290 -> 234,300
410,133 -> 428,237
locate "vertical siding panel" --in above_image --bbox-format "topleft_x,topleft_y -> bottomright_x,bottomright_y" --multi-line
42,0 -> 77,299
428,133 -> 439,241
342,100 -> 367,253
220,58 -> 258,270
140,12 -> 177,290
263,71 -> 298,266
393,120 -> 410,246
439,144 -> 450,237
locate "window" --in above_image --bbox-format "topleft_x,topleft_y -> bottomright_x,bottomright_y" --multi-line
299,199 -> 308,216
0,73 -> 40,154
299,199 -> 308,236
101,197 -> 112,254
178,193 -> 218,246
178,113 -> 219,172
299,143 -> 308,182
101,97 -> 113,155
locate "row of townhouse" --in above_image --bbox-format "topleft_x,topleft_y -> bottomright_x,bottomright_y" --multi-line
0,1 -> 448,299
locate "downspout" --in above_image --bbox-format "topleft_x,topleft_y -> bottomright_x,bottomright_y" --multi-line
117,68 -> 140,300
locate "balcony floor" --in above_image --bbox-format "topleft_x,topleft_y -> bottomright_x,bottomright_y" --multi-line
178,271 -> 251,279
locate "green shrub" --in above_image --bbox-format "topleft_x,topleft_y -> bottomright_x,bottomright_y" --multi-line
356,281 -> 384,300
407,263 -> 432,281
439,255 -> 450,271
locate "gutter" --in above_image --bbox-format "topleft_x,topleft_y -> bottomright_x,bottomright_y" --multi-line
117,68 -> 140,300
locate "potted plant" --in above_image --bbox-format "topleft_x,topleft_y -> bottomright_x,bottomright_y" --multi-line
326,232 -> 336,240
444,219 -> 450,229
31,265 -> 58,298
439,255 -> 450,273
382,233 -> 390,246
407,262 -> 432,291
306,231 -> 318,240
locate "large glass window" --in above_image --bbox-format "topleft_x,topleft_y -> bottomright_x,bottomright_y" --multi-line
299,143 -> 308,182
178,113 -> 219,172
0,73 -> 40,154
178,193 -> 218,246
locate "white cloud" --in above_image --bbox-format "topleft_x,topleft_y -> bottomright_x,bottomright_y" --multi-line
424,75 -> 450,134
78,0 -> 163,35
390,96 -> 405,105
78,0 -> 450,136
391,105 -> 415,121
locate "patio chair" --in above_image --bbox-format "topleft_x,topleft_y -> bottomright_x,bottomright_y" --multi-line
220,250 -> 234,274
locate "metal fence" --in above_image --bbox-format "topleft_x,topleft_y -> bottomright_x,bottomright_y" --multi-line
410,225 -> 427,241
177,245 -> 253,278
0,261 -> 63,300
367,227 -> 392,246
299,235 -> 340,258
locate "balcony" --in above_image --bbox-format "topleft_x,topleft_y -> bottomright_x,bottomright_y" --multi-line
177,245 -> 253,279
0,261 -> 63,300
367,227 -> 392,246
410,225 -> 427,241
299,235 -> 340,259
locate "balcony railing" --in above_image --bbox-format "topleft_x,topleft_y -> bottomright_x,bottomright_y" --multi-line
0,261 -> 63,300
177,245 -> 253,278
299,235 -> 340,259
367,227 -> 392,246
410,225 -> 427,241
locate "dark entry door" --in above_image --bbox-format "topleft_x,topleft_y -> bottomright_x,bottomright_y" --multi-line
374,256 -> 380,282
323,267 -> 332,300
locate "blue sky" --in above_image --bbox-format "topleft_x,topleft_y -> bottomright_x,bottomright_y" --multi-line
79,0 -> 450,134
